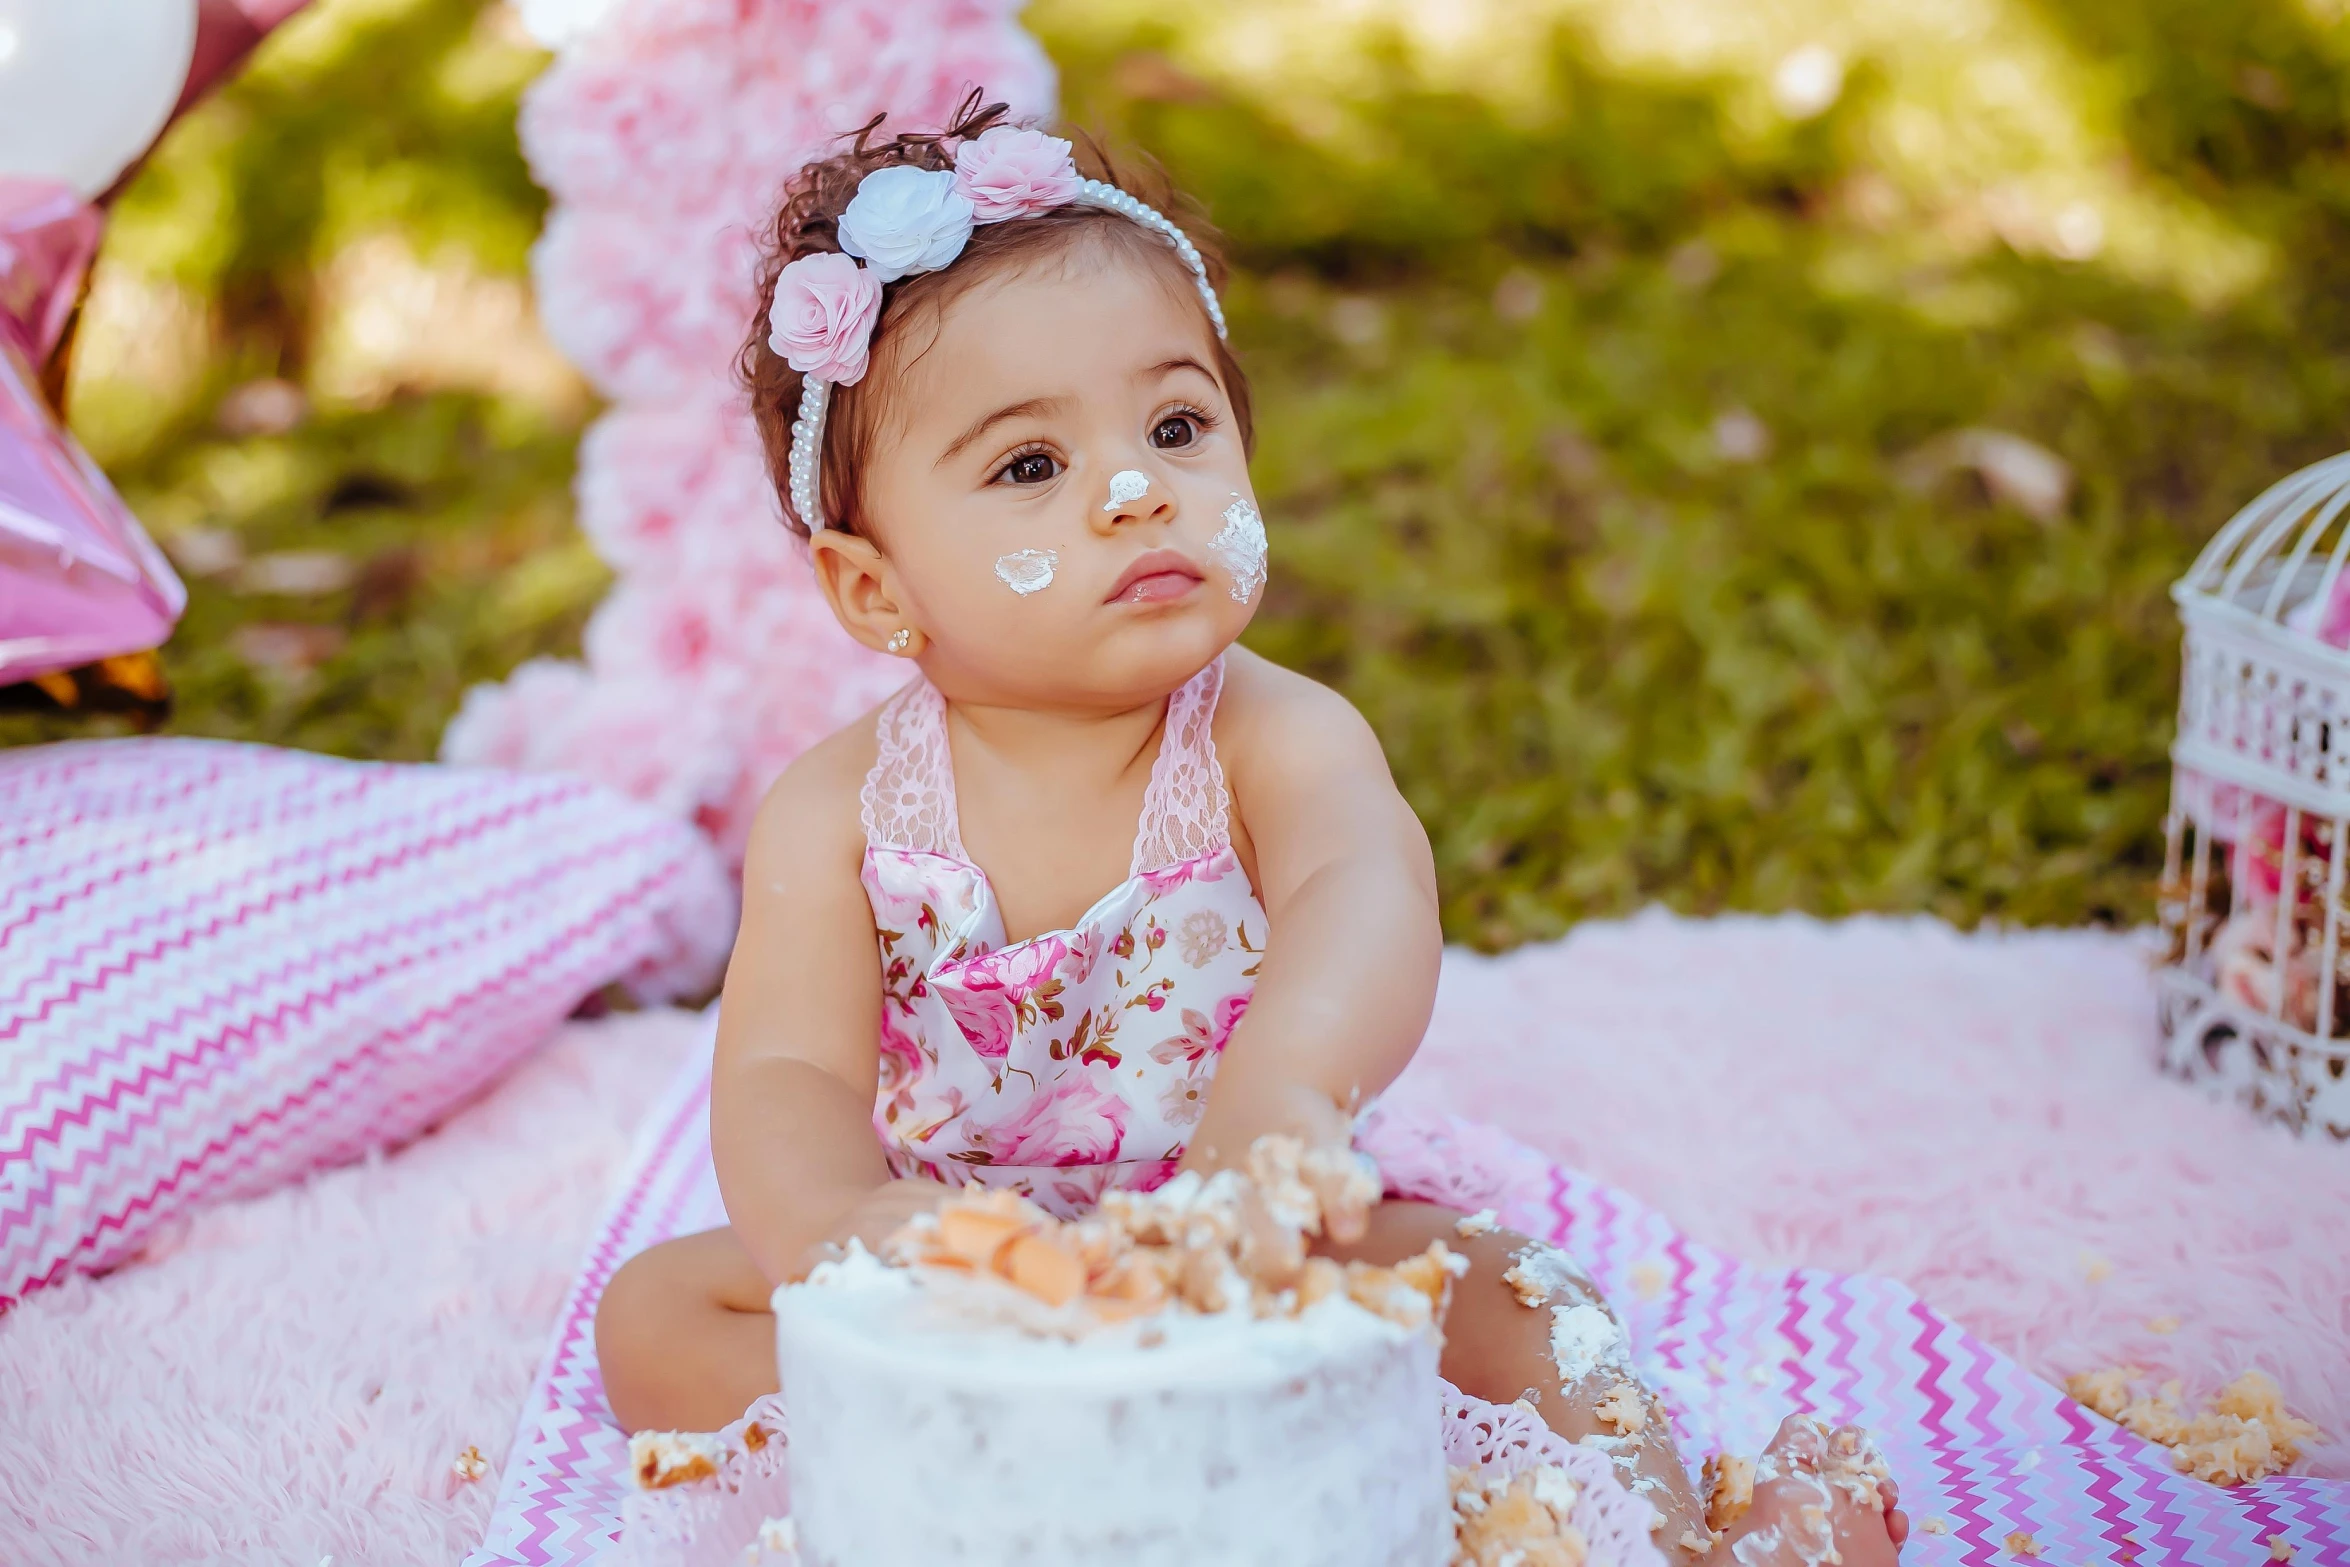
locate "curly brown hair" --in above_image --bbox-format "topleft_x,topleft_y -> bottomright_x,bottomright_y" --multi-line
738,91 -> 1253,539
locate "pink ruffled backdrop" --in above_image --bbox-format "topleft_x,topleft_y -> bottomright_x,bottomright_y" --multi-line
441,0 -> 1057,858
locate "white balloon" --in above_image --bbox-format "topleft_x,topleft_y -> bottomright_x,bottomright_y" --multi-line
512,0 -> 625,52
0,0 -> 198,198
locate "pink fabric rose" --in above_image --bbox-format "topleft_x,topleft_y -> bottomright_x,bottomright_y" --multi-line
938,935 -> 1071,1058
992,1074 -> 1129,1168
766,251 -> 882,385
877,1005 -> 924,1092
953,125 -> 1082,222
939,984 -> 1016,1060
1139,847 -> 1232,897
961,933 -> 1071,1008
1209,991 -> 1250,1050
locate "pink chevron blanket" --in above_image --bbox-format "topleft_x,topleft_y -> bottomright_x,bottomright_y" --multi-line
467,1035 -> 2349,1567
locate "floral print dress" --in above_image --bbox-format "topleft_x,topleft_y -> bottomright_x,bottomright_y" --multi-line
859,655 -> 1263,1218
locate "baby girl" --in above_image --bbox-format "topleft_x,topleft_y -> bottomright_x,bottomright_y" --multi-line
595,95 -> 1906,1567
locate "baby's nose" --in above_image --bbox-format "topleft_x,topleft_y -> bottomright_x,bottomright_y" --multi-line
1096,467 -> 1175,528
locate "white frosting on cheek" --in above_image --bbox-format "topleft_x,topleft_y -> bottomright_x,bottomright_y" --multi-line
1210,497 -> 1268,603
994,549 -> 1058,596
1103,469 -> 1151,510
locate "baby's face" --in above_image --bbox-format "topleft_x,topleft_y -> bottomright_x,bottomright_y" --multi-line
845,252 -> 1258,709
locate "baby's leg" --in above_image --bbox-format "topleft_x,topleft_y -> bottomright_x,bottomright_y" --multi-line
596,1227 -> 780,1433
1318,1202 -> 1904,1567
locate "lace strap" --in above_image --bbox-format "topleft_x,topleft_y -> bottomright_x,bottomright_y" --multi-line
860,679 -> 967,859
1129,655 -> 1232,876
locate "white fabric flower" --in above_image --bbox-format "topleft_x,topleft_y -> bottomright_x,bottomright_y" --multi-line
836,166 -> 975,284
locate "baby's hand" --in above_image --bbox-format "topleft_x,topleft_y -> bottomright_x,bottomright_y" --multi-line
796,1179 -> 952,1278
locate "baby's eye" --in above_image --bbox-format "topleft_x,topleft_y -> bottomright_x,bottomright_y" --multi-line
1150,414 -> 1200,450
996,450 -> 1061,486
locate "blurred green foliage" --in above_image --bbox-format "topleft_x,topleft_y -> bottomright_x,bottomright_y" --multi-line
3,0 -> 597,762
1043,0 -> 2350,942
10,0 -> 2350,947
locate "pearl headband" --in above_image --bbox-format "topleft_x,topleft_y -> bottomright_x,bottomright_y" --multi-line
766,126 -> 1227,533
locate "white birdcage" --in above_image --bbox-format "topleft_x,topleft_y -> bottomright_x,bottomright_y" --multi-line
2160,450 -> 2350,1140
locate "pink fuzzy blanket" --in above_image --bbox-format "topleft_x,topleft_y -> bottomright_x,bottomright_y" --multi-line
2,914 -> 2342,1566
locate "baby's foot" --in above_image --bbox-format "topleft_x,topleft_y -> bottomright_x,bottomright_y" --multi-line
1708,1416 -> 1907,1565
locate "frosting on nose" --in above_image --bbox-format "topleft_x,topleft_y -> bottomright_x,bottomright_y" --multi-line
1102,469 -> 1151,511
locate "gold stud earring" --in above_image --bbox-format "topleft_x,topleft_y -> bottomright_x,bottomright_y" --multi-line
886,628 -> 913,654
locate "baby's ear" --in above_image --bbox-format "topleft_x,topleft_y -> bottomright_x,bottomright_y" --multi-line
808,529 -> 912,653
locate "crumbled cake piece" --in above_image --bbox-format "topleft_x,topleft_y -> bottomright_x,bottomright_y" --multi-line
2065,1367 -> 2321,1486
1456,1209 -> 1501,1239
630,1429 -> 725,1490
1627,1261 -> 1668,1302
741,1419 -> 770,1452
1500,1244 -> 1587,1309
1004,1231 -> 1087,1306
1593,1381 -> 1648,1436
450,1445 -> 488,1482
1919,1516 -> 1949,1536
745,1515 -> 799,1563
2067,1366 -> 2135,1417
1677,1527 -> 1715,1555
1450,1465 -> 1589,1567
2269,1535 -> 2295,1562
2005,1529 -> 2039,1556
884,1137 -> 1460,1338
1701,1452 -> 1755,1531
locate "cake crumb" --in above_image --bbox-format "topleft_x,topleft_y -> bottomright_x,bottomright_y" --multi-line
895,1141 -> 1455,1337
1502,1244 -> 1587,1309
1450,1465 -> 1589,1566
1594,1380 -> 1648,1436
1920,1516 -> 1949,1535
630,1430 -> 725,1490
1627,1260 -> 1668,1301
1701,1452 -> 1755,1531
1345,1241 -> 1466,1331
2269,1533 -> 2295,1561
745,1515 -> 799,1563
1456,1209 -> 1500,1239
1677,1527 -> 1715,1555
2064,1368 -> 2321,1486
2005,1530 -> 2039,1556
451,1445 -> 488,1482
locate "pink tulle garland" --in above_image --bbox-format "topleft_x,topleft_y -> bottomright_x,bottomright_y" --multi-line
443,0 -> 1056,862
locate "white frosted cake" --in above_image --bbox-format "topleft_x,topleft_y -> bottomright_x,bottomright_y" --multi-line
770,1143 -> 1460,1567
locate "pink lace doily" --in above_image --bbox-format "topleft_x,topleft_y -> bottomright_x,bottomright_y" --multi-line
620,1384 -> 1667,1566
1437,1384 -> 1670,1567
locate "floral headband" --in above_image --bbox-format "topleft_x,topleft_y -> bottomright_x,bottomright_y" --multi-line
766,125 -> 1227,532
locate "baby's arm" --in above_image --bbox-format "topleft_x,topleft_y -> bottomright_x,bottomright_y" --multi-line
1181,651 -> 1443,1174
710,725 -> 940,1286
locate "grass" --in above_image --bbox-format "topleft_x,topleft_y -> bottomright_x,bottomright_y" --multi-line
11,0 -> 2350,947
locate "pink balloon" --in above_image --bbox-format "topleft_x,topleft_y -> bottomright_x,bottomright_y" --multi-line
0,179 -> 185,685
